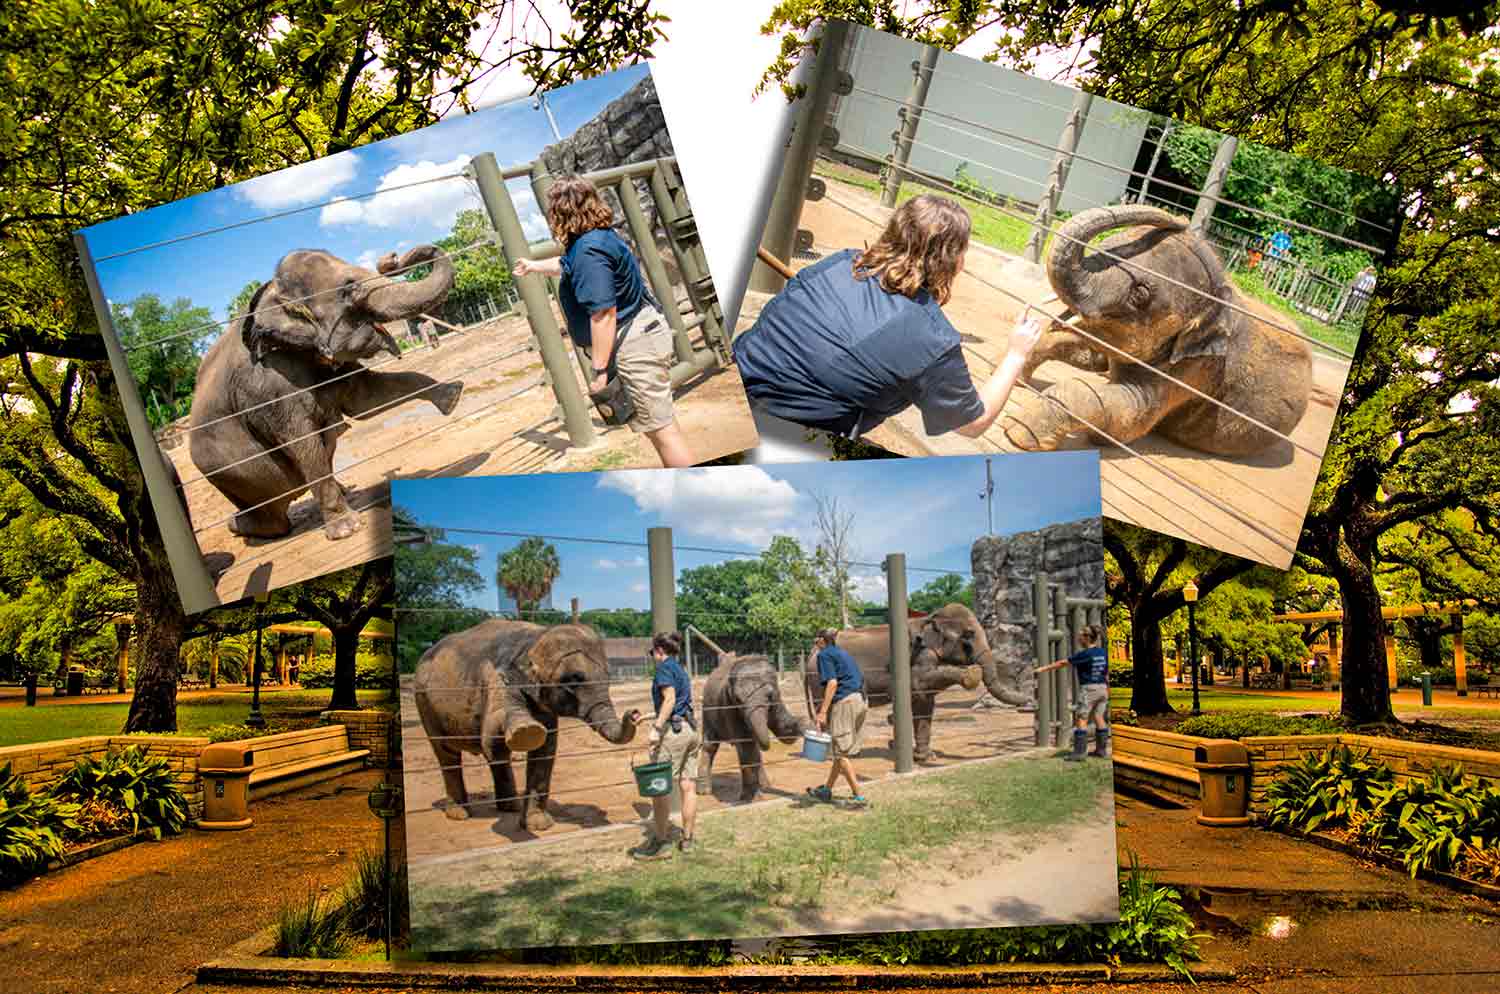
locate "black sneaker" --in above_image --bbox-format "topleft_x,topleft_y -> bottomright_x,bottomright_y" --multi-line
630,836 -> 673,861
677,836 -> 696,854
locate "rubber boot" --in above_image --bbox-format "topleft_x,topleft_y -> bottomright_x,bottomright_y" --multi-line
1093,727 -> 1112,759
1065,728 -> 1088,762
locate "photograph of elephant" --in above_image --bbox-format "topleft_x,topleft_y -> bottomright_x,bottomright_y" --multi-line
393,452 -> 1118,949
72,63 -> 757,614
736,20 -> 1400,570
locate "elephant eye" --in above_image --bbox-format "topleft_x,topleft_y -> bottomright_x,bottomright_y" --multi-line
338,278 -> 357,301
1128,281 -> 1152,310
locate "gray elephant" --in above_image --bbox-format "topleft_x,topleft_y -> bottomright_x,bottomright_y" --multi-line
804,604 -> 1021,763
411,619 -> 640,833
698,653 -> 804,802
188,246 -> 464,541
1005,205 -> 1312,457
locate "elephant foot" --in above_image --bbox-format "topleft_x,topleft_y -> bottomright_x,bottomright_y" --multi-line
738,792 -> 759,804
523,808 -> 554,833
961,665 -> 982,690
1000,413 -> 1050,451
228,508 -> 292,539
433,380 -> 464,416
443,801 -> 471,821
322,509 -> 364,540
505,721 -> 546,753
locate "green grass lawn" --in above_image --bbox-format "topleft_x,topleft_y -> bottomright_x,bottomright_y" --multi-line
0,689 -> 391,748
1228,271 -> 1361,356
411,753 -> 1112,948
1108,686 -> 1329,713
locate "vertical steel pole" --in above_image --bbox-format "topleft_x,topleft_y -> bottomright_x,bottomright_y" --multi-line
1189,600 -> 1201,714
471,152 -> 599,450
1034,572 -> 1051,747
648,527 -> 676,636
1051,585 -> 1068,746
530,158 -> 595,389
649,162 -> 729,361
616,175 -> 693,363
1136,118 -> 1173,204
1190,135 -> 1238,234
887,554 -> 914,773
880,44 -> 940,208
1024,90 -> 1094,264
751,18 -> 853,293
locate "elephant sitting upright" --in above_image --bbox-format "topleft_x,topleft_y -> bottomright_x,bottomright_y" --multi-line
412,619 -> 641,833
698,653 -> 804,803
804,604 -> 1021,763
188,246 -> 464,541
1004,205 -> 1312,457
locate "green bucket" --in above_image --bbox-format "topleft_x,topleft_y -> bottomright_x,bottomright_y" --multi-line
632,756 -> 674,798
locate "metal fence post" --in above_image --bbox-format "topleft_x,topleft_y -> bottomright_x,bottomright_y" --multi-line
1024,90 -> 1093,265
648,527 -> 676,636
887,554 -> 914,774
881,44 -> 940,208
616,175 -> 694,363
1034,571 -> 1051,747
1135,118 -> 1173,204
530,157 -> 596,392
649,161 -> 729,363
1190,135 -> 1239,234
471,152 -> 599,450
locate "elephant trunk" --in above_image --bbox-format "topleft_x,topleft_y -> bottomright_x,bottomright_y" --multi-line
363,245 -> 455,321
978,648 -> 1031,708
747,706 -> 773,751
1046,205 -> 1186,318
769,701 -> 805,744
586,699 -> 640,745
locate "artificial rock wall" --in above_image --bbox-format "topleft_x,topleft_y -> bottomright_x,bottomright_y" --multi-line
972,517 -> 1106,707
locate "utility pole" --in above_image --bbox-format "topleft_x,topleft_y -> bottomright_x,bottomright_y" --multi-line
979,458 -> 995,535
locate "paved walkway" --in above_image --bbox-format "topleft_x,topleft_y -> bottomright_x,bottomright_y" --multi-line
0,770 -> 383,994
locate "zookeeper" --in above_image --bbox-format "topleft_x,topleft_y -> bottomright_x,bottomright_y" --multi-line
808,628 -> 869,806
513,175 -> 694,468
630,632 -> 701,860
733,194 -> 1043,441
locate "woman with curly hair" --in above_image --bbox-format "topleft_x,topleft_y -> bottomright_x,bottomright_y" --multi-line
733,194 -> 1042,440
514,175 -> 694,467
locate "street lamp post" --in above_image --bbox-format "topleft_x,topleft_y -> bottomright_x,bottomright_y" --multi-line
246,591 -> 268,729
1183,578 -> 1200,715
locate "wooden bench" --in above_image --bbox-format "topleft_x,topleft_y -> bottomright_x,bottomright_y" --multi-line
1472,684 -> 1500,699
217,725 -> 369,801
1110,726 -> 1201,800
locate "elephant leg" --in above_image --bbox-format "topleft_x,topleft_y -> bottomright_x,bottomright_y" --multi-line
912,694 -> 936,762
733,741 -> 761,803
519,716 -> 559,833
342,369 -> 463,420
483,684 -> 545,753
1022,327 -> 1111,381
196,422 -> 303,539
1002,375 -> 1185,451
431,740 -> 472,820
486,748 -> 519,814
697,738 -> 720,795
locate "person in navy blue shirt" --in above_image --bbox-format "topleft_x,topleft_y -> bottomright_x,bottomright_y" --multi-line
809,628 -> 869,805
1038,623 -> 1111,761
631,632 -> 702,860
513,175 -> 694,467
733,194 -> 1044,441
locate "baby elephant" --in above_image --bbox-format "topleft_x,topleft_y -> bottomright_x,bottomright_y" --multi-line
698,653 -> 804,803
1006,205 -> 1312,457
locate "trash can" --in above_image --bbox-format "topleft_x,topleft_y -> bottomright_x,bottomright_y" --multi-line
199,744 -> 255,830
1194,739 -> 1251,827
66,665 -> 85,697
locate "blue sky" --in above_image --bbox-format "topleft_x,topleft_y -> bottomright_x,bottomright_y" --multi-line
78,64 -> 651,336
393,452 -> 1100,614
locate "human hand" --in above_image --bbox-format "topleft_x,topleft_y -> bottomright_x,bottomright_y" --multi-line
816,714 -> 828,732
1006,313 -> 1046,359
512,257 -> 538,278
647,725 -> 662,746
589,373 -> 609,395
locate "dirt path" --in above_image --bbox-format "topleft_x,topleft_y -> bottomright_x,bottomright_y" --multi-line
740,171 -> 1353,569
167,306 -> 757,604
0,770 -> 383,994
399,673 -> 1037,863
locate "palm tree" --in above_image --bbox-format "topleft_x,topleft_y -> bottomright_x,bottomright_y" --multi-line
497,538 -> 561,617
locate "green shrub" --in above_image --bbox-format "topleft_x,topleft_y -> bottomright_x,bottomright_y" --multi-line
0,763 -> 79,887
1351,765 -> 1500,877
298,650 -> 393,690
1176,712 -> 1341,739
344,848 -> 408,941
274,889 -> 353,959
200,723 -> 288,743
51,746 -> 187,839
1263,745 -> 1393,833
529,939 -> 735,966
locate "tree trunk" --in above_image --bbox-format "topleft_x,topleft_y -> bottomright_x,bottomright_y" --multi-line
329,624 -> 360,710
24,670 -> 37,707
1331,533 -> 1396,724
122,549 -> 187,733
1128,608 -> 1172,714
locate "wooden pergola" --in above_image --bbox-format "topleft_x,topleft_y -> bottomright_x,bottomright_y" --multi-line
1272,600 -> 1478,694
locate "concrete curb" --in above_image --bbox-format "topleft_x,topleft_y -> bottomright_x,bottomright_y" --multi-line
1275,826 -> 1500,903
44,828 -> 158,872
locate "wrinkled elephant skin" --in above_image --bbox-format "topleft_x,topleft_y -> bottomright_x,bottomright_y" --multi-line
188,246 -> 464,542
412,620 -> 640,834
1007,205 -> 1312,457
699,653 -> 804,802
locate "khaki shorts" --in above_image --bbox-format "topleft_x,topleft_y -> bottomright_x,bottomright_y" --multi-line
611,304 -> 676,434
1074,682 -> 1110,728
829,692 -> 868,757
651,721 -> 701,782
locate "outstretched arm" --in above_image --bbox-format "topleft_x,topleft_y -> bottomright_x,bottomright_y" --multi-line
955,315 -> 1045,438
512,256 -> 562,278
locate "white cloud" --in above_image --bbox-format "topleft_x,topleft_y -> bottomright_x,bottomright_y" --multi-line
354,249 -> 382,271
237,153 -> 358,209
599,466 -> 804,547
596,555 -> 645,569
319,155 -> 478,231
850,572 -> 888,601
630,582 -> 647,594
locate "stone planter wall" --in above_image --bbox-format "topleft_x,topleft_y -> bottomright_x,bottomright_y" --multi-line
323,709 -> 398,767
0,735 -> 209,822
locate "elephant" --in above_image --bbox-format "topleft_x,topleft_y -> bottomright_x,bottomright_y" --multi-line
188,245 -> 464,542
697,653 -> 804,803
412,619 -> 641,833
1004,205 -> 1312,457
804,604 -> 1024,763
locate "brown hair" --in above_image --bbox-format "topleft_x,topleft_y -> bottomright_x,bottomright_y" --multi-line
852,194 -> 971,304
1078,624 -> 1103,647
816,628 -> 840,645
544,175 -> 615,245
652,632 -> 683,657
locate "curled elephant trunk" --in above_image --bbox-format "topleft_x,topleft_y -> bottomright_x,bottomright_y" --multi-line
748,706 -> 773,751
587,700 -> 640,745
362,245 -> 455,321
977,648 -> 1031,708
1047,205 -> 1186,317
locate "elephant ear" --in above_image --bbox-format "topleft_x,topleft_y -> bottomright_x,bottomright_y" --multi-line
916,618 -> 951,656
239,279 -> 324,363
1168,237 -> 1234,365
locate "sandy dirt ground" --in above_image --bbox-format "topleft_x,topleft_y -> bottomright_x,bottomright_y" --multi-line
399,672 -> 1037,864
163,307 -> 758,604
737,173 -> 1354,568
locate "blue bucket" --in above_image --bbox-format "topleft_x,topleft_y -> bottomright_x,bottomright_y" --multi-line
802,730 -> 832,762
